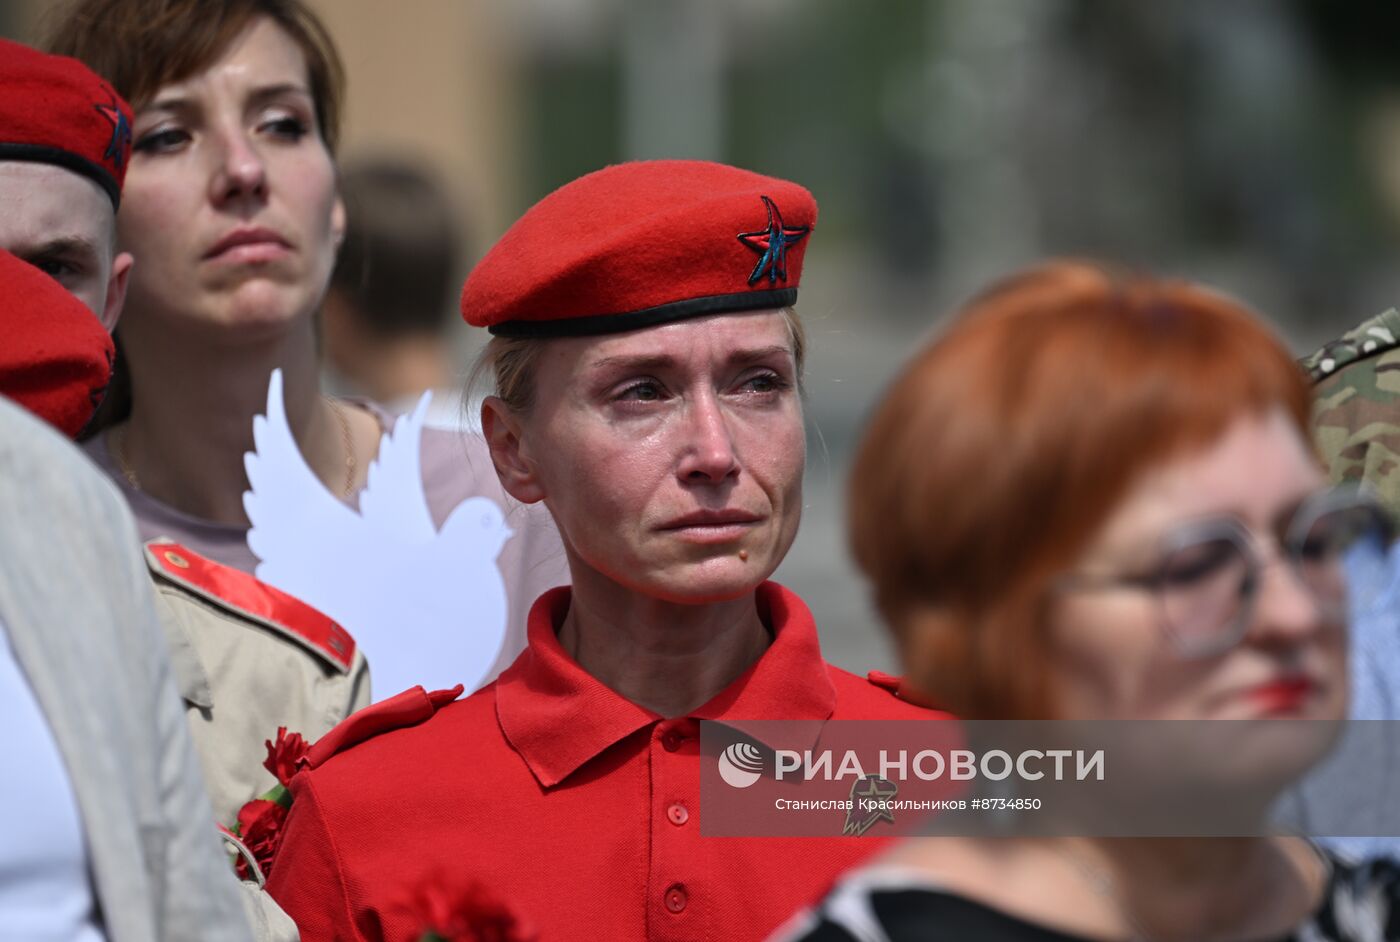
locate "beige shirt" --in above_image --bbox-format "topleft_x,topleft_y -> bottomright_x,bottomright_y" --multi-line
146,538 -> 372,827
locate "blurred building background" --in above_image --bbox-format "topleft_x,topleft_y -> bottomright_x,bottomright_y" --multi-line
7,0 -> 1400,672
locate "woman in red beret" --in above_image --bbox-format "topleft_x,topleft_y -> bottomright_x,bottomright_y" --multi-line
264,159 -> 950,942
776,261 -> 1400,942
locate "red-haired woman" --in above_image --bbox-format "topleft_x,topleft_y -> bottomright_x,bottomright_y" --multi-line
778,261 -> 1400,941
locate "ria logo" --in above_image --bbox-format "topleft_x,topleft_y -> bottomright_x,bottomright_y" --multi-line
718,742 -> 764,789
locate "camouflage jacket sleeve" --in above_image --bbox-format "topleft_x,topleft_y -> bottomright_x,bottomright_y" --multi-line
1305,308 -> 1400,518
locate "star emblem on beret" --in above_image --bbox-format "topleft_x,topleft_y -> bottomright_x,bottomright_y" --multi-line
737,195 -> 810,287
94,89 -> 131,171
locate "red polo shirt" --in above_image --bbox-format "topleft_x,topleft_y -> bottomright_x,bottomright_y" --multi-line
267,583 -> 946,941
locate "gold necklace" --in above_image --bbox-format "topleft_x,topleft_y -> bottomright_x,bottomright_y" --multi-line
325,396 -> 357,498
114,424 -> 140,490
113,400 -> 357,498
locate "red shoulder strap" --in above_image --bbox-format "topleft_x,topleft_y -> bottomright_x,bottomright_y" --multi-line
303,684 -> 464,770
146,540 -> 357,672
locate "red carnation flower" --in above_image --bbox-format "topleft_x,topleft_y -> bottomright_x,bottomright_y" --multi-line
263,726 -> 310,787
234,798 -> 288,882
396,875 -> 536,942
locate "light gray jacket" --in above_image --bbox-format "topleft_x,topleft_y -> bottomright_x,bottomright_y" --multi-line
0,398 -> 251,942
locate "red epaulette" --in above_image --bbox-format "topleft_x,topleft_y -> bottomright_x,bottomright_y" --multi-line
302,684 -> 463,770
145,539 -> 357,672
866,670 -> 942,709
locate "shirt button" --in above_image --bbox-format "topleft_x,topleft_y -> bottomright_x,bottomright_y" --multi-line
661,730 -> 684,752
664,884 -> 687,913
667,803 -> 689,826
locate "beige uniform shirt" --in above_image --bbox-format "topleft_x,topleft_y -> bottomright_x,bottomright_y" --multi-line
146,538 -> 371,828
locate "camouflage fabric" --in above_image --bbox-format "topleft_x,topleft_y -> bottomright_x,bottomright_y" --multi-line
1305,307 -> 1400,518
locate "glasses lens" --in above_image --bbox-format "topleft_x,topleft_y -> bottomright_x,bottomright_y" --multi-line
1156,534 -> 1251,656
1294,502 -> 1393,616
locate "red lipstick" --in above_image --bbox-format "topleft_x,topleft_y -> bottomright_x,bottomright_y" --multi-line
1245,676 -> 1316,715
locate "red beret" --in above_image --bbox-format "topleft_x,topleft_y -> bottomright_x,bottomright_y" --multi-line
462,160 -> 816,337
0,38 -> 133,210
0,249 -> 115,439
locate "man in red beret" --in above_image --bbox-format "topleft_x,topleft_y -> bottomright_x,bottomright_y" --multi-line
0,37 -> 132,331
0,37 -> 135,436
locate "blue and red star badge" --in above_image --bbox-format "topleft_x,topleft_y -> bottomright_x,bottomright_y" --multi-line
94,88 -> 131,171
737,195 -> 810,286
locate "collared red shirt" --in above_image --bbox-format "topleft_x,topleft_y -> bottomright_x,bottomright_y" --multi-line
268,583 -> 946,942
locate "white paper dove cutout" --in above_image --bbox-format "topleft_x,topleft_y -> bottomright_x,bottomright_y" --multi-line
244,368 -> 513,701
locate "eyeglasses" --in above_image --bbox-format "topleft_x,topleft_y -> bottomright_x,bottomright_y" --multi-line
1058,487 -> 1394,659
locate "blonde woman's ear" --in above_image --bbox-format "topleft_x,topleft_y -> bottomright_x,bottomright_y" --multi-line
481,396 -> 546,505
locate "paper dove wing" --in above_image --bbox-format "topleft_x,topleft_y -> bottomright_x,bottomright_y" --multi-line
357,390 -> 436,543
245,373 -> 519,700
244,369 -> 375,619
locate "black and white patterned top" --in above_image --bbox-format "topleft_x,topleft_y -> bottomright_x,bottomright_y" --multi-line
773,852 -> 1400,942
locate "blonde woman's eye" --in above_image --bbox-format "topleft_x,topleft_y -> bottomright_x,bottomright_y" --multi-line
617,381 -> 664,402
741,371 -> 790,394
